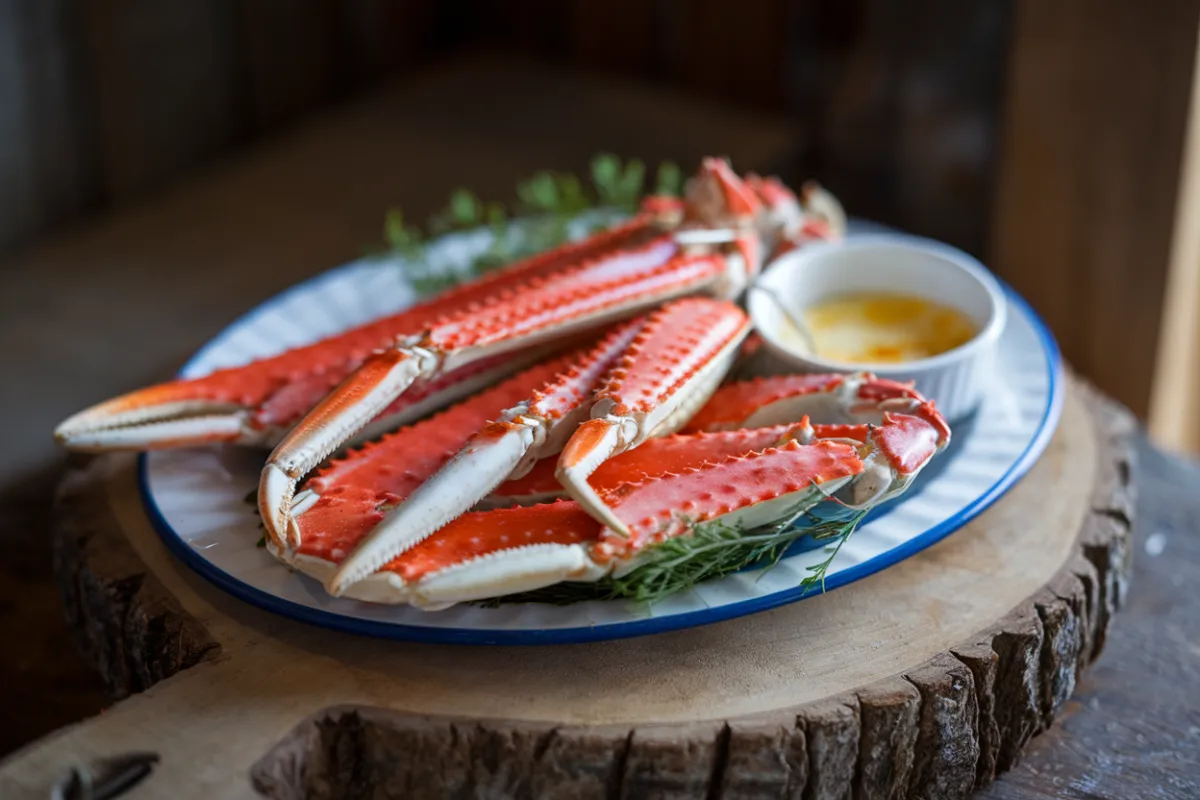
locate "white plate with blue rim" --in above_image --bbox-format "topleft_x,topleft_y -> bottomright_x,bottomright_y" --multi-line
139,220 -> 1064,644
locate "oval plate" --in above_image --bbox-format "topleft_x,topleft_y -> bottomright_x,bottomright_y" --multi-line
140,223 -> 1063,644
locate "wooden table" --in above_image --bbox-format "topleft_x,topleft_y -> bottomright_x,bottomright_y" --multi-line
2,54 -> 1199,798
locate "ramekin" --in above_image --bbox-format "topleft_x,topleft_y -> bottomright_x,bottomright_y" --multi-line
747,232 -> 1008,422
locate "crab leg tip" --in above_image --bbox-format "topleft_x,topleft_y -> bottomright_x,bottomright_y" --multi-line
556,419 -> 635,537
327,563 -> 372,598
259,463 -> 295,547
52,395 -> 249,452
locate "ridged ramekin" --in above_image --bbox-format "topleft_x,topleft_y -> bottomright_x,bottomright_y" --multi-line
747,232 -> 1008,422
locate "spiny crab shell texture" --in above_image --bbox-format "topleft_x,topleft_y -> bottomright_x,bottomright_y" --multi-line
53,156 -> 826,457
52,156 -> 951,609
272,366 -> 949,608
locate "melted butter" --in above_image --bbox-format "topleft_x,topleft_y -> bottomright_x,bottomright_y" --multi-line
782,291 -> 977,364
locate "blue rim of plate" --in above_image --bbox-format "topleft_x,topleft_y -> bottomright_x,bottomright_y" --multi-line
137,255 -> 1063,647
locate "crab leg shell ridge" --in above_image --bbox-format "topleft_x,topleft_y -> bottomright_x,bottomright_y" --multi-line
556,297 -> 752,535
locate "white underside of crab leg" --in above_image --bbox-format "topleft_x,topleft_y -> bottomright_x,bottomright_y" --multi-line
277,543 -> 609,609
57,411 -> 253,452
53,393 -> 278,451
259,346 -> 438,543
408,544 -> 607,609
324,419 -> 539,595
346,352 -> 548,448
278,548 -> 414,605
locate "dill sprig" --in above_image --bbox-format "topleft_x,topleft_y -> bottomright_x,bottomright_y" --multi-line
374,154 -> 684,295
472,506 -> 870,609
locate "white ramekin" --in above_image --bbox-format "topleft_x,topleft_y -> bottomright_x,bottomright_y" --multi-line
747,232 -> 1008,422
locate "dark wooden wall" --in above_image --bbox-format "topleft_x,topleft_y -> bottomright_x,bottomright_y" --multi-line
989,0 -> 1200,422
0,0 -> 1010,258
426,0 -> 1011,256
0,0 -> 442,253
4,0 -> 1197,421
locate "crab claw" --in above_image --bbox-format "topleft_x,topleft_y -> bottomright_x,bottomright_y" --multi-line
556,297 -> 751,536
842,410 -> 943,507
53,383 -> 260,452
323,319 -> 645,596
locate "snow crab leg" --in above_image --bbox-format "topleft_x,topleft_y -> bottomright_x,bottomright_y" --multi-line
53,212 -> 670,452
53,157 -> 842,456
262,349 -> 593,551
318,298 -> 750,594
256,228 -> 766,537
684,372 -> 952,506
274,371 -> 949,606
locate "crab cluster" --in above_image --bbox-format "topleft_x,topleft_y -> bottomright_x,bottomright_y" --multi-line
55,158 -> 950,608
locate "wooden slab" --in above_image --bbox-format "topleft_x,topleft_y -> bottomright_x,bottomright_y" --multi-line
0,375 -> 1135,799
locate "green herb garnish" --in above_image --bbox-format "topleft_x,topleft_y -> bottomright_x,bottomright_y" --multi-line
373,153 -> 681,296
472,506 -> 870,608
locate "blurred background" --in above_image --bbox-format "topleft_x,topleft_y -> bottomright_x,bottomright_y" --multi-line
2,0 -> 1199,758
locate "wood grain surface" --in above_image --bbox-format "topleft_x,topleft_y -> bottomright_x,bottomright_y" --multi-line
0,376 -> 1135,799
971,436 -> 1200,800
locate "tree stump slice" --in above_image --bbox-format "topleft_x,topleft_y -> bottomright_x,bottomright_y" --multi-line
0,374 -> 1135,800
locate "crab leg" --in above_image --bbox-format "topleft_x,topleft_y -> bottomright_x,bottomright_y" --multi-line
683,372 -> 948,435
554,298 -> 752,535
286,375 -> 950,604
293,438 -> 865,607
53,211 -> 671,452
684,372 -> 951,506
489,373 -> 951,509
263,349 -> 587,549
257,241 -> 761,535
54,156 -> 809,455
319,318 -> 646,592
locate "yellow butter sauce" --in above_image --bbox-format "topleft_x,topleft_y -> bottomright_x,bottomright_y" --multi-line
784,292 -> 977,364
